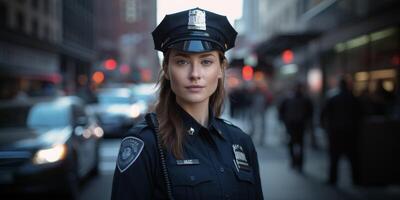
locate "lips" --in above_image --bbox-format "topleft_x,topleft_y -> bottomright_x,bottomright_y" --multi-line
185,85 -> 205,92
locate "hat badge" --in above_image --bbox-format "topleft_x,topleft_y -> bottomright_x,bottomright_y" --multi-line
188,9 -> 206,30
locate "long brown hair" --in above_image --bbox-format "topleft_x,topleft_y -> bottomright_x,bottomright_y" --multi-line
154,50 -> 227,159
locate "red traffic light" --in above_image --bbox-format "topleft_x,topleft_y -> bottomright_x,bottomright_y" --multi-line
104,59 -> 117,70
92,71 -> 105,84
282,49 -> 294,64
242,65 -> 254,81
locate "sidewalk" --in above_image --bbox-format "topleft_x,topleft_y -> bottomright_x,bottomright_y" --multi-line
221,105 -> 400,200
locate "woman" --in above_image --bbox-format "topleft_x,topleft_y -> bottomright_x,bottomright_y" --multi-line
111,8 -> 263,200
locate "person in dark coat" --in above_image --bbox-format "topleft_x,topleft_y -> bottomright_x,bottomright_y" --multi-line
321,77 -> 362,185
111,8 -> 263,200
278,82 -> 313,172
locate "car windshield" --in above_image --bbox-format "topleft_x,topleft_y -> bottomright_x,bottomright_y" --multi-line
131,84 -> 157,102
0,102 -> 70,129
98,88 -> 133,104
98,95 -> 132,104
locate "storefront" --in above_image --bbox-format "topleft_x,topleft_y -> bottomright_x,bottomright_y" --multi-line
0,41 -> 61,99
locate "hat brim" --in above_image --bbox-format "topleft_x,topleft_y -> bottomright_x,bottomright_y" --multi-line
167,40 -> 223,53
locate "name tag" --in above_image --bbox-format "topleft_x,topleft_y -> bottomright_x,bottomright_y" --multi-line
176,159 -> 200,165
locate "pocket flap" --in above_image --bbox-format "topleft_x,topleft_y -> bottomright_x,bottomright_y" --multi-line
170,166 -> 213,186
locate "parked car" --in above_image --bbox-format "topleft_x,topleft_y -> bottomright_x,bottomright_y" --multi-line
0,96 -> 102,199
129,83 -> 158,116
95,87 -> 145,138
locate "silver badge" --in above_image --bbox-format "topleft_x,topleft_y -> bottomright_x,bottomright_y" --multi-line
188,9 -> 206,30
117,136 -> 144,173
187,127 -> 195,135
232,144 -> 250,172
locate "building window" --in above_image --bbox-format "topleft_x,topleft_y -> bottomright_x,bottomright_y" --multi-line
17,12 -> 26,32
43,0 -> 49,15
31,0 -> 39,10
31,19 -> 38,37
17,0 -> 26,4
43,25 -> 49,40
125,0 -> 137,23
0,2 -> 7,28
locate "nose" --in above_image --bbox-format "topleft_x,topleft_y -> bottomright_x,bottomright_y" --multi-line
189,62 -> 201,81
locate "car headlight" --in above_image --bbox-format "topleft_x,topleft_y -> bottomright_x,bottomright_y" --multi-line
93,126 -> 104,138
129,104 -> 141,118
32,144 -> 67,165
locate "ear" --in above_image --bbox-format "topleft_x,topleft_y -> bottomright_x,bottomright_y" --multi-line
218,62 -> 226,79
165,72 -> 170,80
162,64 -> 170,80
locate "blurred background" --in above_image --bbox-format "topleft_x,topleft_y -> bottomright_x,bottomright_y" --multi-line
0,0 -> 399,199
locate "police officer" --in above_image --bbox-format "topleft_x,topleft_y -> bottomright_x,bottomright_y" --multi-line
111,8 -> 263,200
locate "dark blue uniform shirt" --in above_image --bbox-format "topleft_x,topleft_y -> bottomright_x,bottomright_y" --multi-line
111,107 -> 263,200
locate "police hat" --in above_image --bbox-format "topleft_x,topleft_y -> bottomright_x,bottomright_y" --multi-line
152,8 -> 237,53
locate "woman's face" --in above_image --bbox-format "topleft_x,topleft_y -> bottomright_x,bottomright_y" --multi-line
166,49 -> 223,106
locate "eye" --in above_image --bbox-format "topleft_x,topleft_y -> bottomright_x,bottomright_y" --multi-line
175,59 -> 189,66
201,59 -> 214,66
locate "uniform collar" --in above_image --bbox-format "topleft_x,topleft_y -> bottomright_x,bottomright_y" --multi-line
177,105 -> 225,139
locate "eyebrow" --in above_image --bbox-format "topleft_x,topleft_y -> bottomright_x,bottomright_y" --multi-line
172,53 -> 216,58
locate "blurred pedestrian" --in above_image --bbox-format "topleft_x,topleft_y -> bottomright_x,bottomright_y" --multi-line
111,8 -> 263,200
371,79 -> 395,116
249,81 -> 272,146
278,82 -> 313,172
320,77 -> 363,185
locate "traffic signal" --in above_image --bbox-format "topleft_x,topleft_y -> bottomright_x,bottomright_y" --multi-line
242,65 -> 254,81
104,59 -> 117,70
92,71 -> 105,84
282,49 -> 294,64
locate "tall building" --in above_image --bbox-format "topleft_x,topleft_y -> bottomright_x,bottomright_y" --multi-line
94,0 -> 158,83
254,0 -> 400,98
0,0 -> 62,99
0,0 -> 97,99
60,0 -> 96,94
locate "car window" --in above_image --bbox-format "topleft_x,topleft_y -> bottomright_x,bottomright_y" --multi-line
27,102 -> 71,128
98,95 -> 132,104
131,84 -> 157,102
97,88 -> 135,105
0,106 -> 31,128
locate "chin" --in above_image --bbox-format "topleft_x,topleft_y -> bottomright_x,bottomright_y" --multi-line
178,94 -> 209,104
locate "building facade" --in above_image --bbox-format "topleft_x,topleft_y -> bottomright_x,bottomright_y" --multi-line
94,0 -> 158,84
0,0 -> 62,99
0,0 -> 97,99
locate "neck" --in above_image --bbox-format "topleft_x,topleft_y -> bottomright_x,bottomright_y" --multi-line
177,99 -> 209,127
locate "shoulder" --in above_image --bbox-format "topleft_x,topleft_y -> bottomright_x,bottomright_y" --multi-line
215,118 -> 253,143
122,119 -> 157,152
116,119 -> 157,173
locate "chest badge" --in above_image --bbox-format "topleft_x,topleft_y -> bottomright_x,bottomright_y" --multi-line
232,144 -> 251,172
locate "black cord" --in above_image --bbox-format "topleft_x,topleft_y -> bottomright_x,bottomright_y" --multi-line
145,113 -> 175,200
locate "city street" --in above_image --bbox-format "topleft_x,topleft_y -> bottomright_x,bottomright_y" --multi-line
78,107 -> 400,200
1,1 -> 400,200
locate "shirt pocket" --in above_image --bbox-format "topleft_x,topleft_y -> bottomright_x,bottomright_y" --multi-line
169,165 -> 216,200
233,168 -> 256,199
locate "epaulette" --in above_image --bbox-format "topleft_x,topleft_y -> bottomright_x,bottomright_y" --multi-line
125,120 -> 151,137
216,117 -> 242,130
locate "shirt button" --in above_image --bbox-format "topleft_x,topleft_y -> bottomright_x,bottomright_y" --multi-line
219,167 -> 224,173
225,194 -> 231,199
